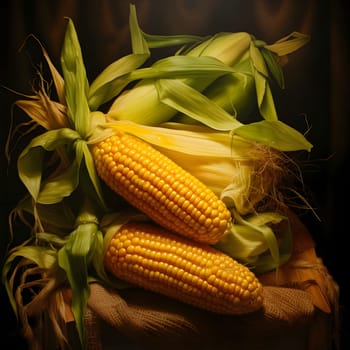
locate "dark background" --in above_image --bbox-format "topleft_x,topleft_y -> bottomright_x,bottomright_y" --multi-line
1,0 -> 349,348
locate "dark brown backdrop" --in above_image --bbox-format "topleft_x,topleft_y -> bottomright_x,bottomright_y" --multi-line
1,1 -> 349,349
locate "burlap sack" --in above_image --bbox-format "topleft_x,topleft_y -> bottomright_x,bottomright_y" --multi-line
83,283 -> 315,350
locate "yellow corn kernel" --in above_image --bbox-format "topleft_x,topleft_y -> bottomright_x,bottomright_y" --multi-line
104,222 -> 264,314
91,130 -> 231,244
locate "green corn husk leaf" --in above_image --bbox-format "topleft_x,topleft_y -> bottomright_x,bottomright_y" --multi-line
248,32 -> 309,122
88,5 -> 150,110
57,199 -> 102,349
17,125 -> 107,208
198,32 -> 309,123
251,223 -> 293,274
206,39 -> 279,122
253,64 -> 278,121
215,211 -> 292,273
130,55 -> 237,80
264,31 -> 310,57
155,78 -> 312,151
248,39 -> 282,121
58,226 -> 92,349
244,213 -> 293,274
214,215 -> 275,259
60,18 -> 90,139
88,4 -> 147,109
37,158 -> 81,205
108,31 -> 252,124
156,78 -> 241,130
77,138 -> 108,210
128,4 -> 150,55
90,229 -> 107,283
259,46 -> 285,89
17,128 -> 80,202
88,54 -> 149,111
234,120 -> 313,152
255,31 -> 309,119
185,31 -> 251,63
253,31 -> 310,86
202,59 -> 256,120
201,54 -> 278,122
36,136 -> 106,207
90,54 -> 239,112
143,32 -> 206,49
59,18 -> 120,210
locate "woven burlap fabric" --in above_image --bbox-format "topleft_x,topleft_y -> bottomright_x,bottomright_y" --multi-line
84,282 -> 315,350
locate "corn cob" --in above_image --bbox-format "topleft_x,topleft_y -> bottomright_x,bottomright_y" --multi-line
104,221 -> 264,314
91,130 -> 231,244
108,32 -> 251,125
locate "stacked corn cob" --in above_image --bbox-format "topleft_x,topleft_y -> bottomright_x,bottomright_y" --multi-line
2,4 -> 312,349
91,130 -> 232,244
105,222 -> 263,315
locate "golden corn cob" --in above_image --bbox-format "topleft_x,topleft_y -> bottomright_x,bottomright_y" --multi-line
91,130 -> 231,244
104,221 -> 264,314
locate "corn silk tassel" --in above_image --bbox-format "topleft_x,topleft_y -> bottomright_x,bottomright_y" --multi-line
3,5 -> 313,350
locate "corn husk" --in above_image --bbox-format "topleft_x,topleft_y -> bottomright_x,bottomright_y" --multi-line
106,5 -> 309,127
